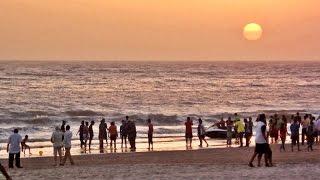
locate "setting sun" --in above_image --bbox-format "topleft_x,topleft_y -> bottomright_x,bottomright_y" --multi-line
243,23 -> 263,41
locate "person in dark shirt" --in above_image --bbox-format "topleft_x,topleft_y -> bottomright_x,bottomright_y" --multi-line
61,120 -> 66,133
89,121 -> 94,150
307,121 -> 315,151
127,116 -> 137,150
290,118 -> 300,152
120,120 -> 128,148
185,117 -> 193,147
77,121 -> 85,148
244,118 -> 253,147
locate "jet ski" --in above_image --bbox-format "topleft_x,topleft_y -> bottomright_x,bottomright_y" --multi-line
205,125 -> 234,139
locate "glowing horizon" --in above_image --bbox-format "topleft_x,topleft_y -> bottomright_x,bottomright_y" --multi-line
0,0 -> 319,61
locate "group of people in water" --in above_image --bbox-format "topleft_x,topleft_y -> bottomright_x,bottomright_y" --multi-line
2,112 -> 320,179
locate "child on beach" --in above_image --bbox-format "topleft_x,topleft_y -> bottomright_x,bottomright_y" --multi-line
197,118 -> 208,147
185,117 -> 193,148
226,117 -> 233,147
21,135 -> 31,155
108,122 -> 118,149
147,119 -> 154,149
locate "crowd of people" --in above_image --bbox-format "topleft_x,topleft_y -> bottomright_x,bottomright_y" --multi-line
2,112 -> 320,179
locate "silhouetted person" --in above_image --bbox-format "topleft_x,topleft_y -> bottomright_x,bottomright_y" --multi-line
127,116 -> 137,150
147,119 -> 154,149
61,120 -> 66,133
7,129 -> 23,168
98,118 -> 108,150
89,121 -> 95,150
185,117 -> 193,147
120,120 -> 128,148
77,121 -> 85,148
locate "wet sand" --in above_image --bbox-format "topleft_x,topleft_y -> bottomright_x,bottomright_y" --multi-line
1,144 -> 320,179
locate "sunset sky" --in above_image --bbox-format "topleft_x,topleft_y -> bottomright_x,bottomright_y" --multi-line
0,0 -> 319,61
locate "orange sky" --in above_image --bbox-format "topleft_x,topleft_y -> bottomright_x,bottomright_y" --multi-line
0,0 -> 319,61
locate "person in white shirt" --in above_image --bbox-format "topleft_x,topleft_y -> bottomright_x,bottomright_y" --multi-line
51,126 -> 63,166
7,129 -> 23,168
197,118 -> 209,147
62,125 -> 74,165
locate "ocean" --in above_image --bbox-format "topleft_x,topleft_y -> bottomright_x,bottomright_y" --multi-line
0,61 -> 320,142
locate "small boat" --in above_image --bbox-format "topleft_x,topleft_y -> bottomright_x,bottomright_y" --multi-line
205,125 -> 234,139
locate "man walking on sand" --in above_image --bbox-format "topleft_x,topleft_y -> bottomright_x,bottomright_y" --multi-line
62,125 -> 74,165
7,129 -> 23,169
51,126 -> 64,166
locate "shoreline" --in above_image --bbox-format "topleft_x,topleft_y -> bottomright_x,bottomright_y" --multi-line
2,144 -> 320,179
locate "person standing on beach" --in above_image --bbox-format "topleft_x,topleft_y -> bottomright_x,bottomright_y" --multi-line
306,121 -> 315,151
244,118 -> 252,147
197,118 -> 208,147
290,118 -> 300,152
77,121 -> 85,148
127,117 -> 137,150
98,118 -> 108,150
120,120 -> 128,148
226,117 -> 233,147
0,162 -> 11,180
61,120 -> 66,133
301,115 -> 310,146
185,117 -> 193,148
235,118 -> 245,147
108,121 -> 118,149
83,121 -> 90,151
89,121 -> 94,150
279,116 -> 287,152
234,113 -> 240,144
7,129 -> 23,168
249,114 -> 272,167
147,119 -> 154,149
51,126 -> 64,166
62,125 -> 74,165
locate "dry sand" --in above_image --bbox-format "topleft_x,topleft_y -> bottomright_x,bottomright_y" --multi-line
1,144 -> 320,180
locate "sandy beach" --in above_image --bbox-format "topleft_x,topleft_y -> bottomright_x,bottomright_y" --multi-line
1,144 -> 320,180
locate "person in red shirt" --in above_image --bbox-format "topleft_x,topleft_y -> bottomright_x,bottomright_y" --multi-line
185,117 -> 193,147
147,119 -> 154,150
